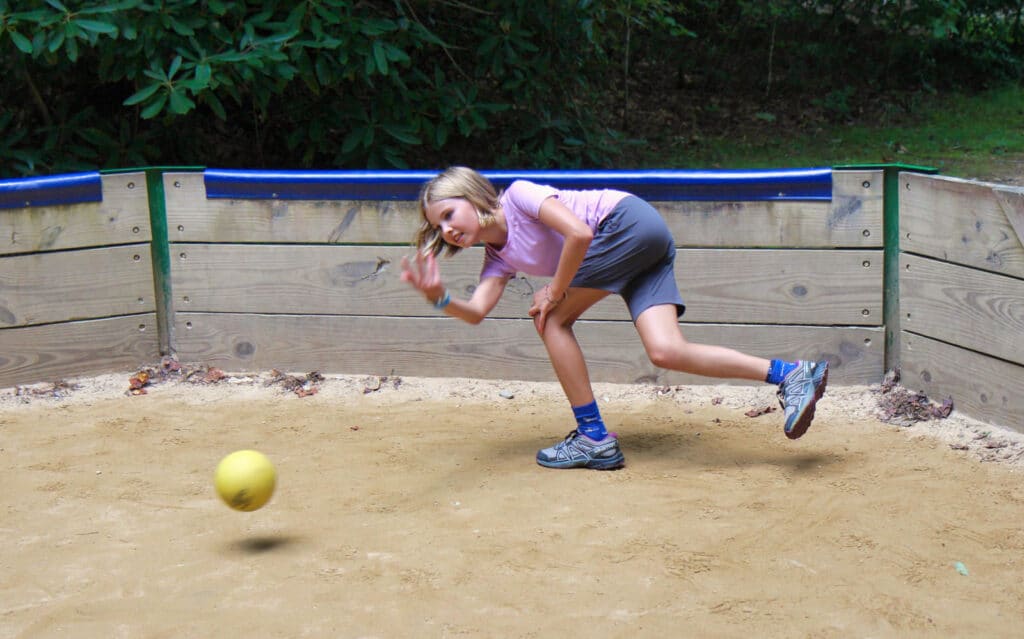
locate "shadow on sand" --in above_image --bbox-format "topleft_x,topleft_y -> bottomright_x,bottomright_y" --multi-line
226,534 -> 302,555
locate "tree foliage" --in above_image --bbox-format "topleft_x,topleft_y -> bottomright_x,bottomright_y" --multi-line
1,0 -> 1021,176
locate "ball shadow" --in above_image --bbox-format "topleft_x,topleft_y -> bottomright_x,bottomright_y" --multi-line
226,534 -> 302,555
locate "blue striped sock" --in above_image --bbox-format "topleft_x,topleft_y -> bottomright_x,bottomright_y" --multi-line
766,359 -> 799,385
573,400 -> 608,440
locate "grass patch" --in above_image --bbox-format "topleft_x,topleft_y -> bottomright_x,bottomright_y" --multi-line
659,84 -> 1024,180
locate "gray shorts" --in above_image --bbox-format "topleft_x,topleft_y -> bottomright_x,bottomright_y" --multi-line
570,196 -> 686,321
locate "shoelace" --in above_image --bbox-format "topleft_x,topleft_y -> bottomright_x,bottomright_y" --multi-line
560,430 -> 579,443
553,430 -> 588,458
777,365 -> 810,411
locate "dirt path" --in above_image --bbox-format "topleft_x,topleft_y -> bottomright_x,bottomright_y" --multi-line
2,373 -> 1023,638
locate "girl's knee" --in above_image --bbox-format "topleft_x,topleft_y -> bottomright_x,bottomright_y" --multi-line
548,311 -> 577,330
643,342 -> 675,366
538,315 -> 575,340
644,338 -> 694,369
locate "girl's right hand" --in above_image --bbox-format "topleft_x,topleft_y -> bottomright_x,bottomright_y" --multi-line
400,252 -> 445,302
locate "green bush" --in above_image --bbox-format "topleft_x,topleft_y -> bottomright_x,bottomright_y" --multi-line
1,0 -> 1021,176
1,0 -> 679,174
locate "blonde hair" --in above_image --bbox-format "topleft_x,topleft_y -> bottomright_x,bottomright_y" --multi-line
413,166 -> 500,257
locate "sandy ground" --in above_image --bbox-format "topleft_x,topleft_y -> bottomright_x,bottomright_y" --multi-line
2,369 -> 1024,638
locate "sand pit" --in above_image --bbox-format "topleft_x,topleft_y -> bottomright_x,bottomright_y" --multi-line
2,370 -> 1023,637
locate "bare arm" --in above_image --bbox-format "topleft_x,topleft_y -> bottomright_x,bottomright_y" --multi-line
537,196 -> 593,298
528,196 -> 594,332
400,252 -> 507,325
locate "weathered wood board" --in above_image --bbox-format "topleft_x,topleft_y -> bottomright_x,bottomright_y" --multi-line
901,332 -> 1024,434
0,168 -> 891,390
0,314 -> 160,388
0,172 -> 151,256
165,170 -> 882,248
0,244 -> 155,327
993,186 -> 1024,250
170,244 -> 882,325
901,172 -> 1024,277
901,253 -> 1024,366
165,172 -> 421,244
664,169 -> 882,248
174,313 -> 882,385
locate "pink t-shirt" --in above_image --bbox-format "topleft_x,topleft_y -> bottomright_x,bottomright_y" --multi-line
480,180 -> 630,280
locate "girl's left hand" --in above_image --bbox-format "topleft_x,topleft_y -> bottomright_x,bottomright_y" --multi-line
528,284 -> 564,334
400,252 -> 445,302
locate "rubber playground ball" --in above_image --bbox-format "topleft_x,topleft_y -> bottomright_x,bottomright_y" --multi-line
214,450 -> 277,512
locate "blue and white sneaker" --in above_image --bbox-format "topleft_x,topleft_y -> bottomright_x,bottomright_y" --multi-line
777,360 -> 829,439
536,430 -> 625,470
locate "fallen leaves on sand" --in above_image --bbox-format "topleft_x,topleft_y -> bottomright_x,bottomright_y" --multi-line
872,369 -> 953,427
362,375 -> 403,394
744,405 -> 777,418
187,367 -> 227,384
958,428 -> 1024,463
128,371 -> 151,395
14,380 -> 80,399
266,370 -> 324,397
128,357 -> 197,394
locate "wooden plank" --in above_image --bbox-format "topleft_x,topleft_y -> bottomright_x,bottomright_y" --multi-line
901,253 -> 1024,366
657,200 -> 877,248
662,169 -> 882,248
171,244 -> 882,325
901,332 -> 1024,434
166,171 -> 878,248
0,244 -> 155,327
900,172 -> 1024,277
993,186 -> 1024,250
676,248 -> 881,324
174,312 -> 882,385
0,172 -> 151,256
832,169 -> 885,243
164,172 -> 420,244
0,314 -> 160,388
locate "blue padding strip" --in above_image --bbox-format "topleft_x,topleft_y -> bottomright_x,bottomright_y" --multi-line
0,171 -> 103,210
204,168 -> 832,202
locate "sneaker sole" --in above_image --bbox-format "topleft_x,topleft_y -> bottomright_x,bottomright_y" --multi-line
536,451 -> 626,470
785,362 -> 829,440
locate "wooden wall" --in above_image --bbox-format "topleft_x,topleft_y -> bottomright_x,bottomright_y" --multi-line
900,172 -> 1024,433
164,170 -> 884,386
8,167 -> 1020,434
0,173 -> 160,387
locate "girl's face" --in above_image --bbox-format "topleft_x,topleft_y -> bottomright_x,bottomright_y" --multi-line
423,197 -> 482,249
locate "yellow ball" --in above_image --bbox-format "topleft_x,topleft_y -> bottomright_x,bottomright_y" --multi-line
214,450 -> 277,512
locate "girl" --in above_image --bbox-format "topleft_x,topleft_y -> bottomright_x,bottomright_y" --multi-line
400,166 -> 828,470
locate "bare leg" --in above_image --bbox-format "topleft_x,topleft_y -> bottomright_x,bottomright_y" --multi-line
536,288 -> 612,406
634,304 -> 770,381
532,288 -> 628,469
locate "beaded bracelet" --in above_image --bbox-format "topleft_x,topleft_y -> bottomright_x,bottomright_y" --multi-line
433,289 -> 451,310
545,286 -> 567,305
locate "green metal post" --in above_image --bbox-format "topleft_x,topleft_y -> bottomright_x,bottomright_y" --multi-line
835,164 -> 938,374
881,166 -> 902,373
102,166 -> 203,356
145,168 -> 173,355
